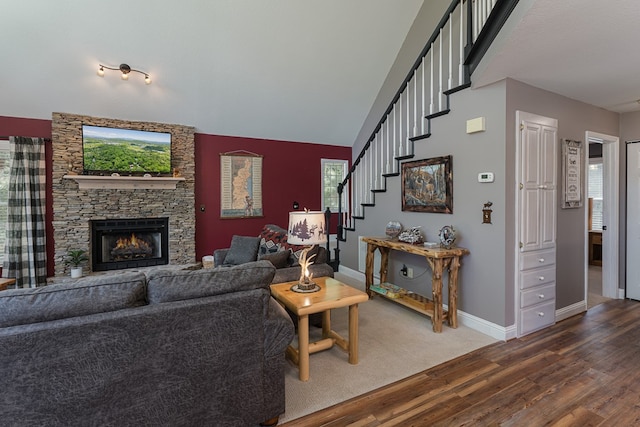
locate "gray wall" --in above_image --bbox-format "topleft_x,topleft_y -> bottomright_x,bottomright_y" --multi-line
506,79 -> 619,309
352,0 -> 451,156
341,81 -> 510,326
341,77 -> 622,329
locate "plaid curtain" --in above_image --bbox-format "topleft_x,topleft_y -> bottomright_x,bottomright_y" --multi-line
2,137 -> 47,288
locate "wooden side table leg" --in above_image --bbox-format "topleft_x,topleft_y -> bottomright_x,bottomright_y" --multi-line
379,248 -> 390,284
322,310 -> 331,339
365,243 -> 375,296
348,304 -> 359,364
431,259 -> 444,333
448,256 -> 461,328
298,314 -> 310,381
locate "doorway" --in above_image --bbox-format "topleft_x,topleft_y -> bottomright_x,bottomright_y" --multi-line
585,131 -> 619,307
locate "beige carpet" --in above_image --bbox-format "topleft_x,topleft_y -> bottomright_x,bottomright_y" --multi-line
278,272 -> 498,424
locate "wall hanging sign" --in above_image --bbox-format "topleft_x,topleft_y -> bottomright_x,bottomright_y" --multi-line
401,155 -> 453,213
220,151 -> 263,218
562,139 -> 583,208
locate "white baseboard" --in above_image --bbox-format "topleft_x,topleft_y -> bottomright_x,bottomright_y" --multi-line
337,265 -> 366,282
457,311 -> 515,341
555,301 -> 587,322
618,288 -> 626,299
338,265 -> 511,341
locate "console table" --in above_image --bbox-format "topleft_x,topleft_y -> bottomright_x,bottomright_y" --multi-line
362,236 -> 469,333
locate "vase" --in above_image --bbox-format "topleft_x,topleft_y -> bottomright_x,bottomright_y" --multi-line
70,267 -> 83,278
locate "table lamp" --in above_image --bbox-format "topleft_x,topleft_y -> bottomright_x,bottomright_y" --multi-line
288,210 -> 328,292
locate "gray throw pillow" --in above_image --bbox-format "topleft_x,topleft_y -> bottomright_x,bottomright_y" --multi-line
259,250 -> 290,269
223,235 -> 260,265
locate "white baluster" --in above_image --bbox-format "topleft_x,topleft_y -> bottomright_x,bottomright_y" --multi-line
459,2 -> 464,85
448,14 -> 453,90
421,57 -> 426,133
414,63 -> 420,136
406,77 -> 411,152
429,46 -> 434,115
438,28 -> 443,112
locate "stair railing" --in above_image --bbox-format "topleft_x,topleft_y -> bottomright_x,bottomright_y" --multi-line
333,0 -> 519,267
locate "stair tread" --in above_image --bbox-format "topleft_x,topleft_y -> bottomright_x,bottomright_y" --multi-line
426,109 -> 451,120
410,133 -> 431,142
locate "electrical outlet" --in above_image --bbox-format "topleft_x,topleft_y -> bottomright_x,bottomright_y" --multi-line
400,264 -> 408,277
407,267 -> 414,278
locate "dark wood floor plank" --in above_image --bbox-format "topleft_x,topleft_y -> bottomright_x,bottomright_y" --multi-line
282,299 -> 640,427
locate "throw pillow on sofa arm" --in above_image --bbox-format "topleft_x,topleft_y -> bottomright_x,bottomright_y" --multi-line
222,235 -> 260,265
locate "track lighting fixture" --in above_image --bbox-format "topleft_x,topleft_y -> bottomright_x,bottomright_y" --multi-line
97,63 -> 152,85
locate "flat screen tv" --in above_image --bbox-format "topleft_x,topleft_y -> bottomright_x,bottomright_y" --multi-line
82,125 -> 172,175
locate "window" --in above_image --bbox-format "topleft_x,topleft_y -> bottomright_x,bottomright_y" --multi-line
588,159 -> 603,230
0,140 -> 10,263
321,159 -> 348,213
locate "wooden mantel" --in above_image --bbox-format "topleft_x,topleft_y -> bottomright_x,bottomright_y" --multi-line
63,175 -> 185,190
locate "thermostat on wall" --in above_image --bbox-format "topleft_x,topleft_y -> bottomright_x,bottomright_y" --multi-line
478,172 -> 494,183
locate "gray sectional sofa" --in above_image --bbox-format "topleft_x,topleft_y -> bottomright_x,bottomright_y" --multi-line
214,223 -> 335,284
0,261 -> 294,427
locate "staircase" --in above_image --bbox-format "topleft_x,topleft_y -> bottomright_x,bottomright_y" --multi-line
334,0 -> 518,264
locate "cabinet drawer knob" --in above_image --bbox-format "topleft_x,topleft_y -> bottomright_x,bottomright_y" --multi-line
538,294 -> 545,299
537,312 -> 545,317
538,258 -> 545,263
538,276 -> 545,281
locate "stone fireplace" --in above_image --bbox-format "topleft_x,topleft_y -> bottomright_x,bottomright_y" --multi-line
51,112 -> 196,277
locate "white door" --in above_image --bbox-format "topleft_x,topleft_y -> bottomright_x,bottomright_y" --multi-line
519,117 -> 557,252
586,131 -> 619,300
516,111 -> 558,337
627,141 -> 640,300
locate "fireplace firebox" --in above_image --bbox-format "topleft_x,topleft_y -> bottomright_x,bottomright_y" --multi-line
91,218 -> 169,271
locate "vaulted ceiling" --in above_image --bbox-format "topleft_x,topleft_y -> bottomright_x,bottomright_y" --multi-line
473,0 -> 640,114
3,1 -> 639,149
2,0 -> 423,147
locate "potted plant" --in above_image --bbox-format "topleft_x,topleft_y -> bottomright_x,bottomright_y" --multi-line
65,249 -> 88,278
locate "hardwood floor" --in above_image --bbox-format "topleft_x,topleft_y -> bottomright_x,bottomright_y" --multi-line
282,299 -> 640,426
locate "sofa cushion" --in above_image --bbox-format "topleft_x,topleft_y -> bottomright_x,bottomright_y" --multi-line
0,272 -> 147,328
146,260 -> 276,304
223,235 -> 260,265
259,250 -> 290,269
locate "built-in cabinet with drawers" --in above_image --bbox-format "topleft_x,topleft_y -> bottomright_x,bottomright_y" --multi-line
516,111 -> 558,337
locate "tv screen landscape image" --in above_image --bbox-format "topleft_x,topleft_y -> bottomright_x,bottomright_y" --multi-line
82,125 -> 172,175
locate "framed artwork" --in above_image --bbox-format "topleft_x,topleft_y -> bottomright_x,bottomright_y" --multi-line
401,155 -> 453,213
220,151 -> 264,218
562,139 -> 583,208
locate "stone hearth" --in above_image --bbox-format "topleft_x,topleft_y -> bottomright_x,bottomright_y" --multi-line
51,112 -> 196,277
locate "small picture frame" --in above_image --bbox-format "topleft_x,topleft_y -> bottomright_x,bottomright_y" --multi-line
562,139 -> 583,209
401,155 -> 453,213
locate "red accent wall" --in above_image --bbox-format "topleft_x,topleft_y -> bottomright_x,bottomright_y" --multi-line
0,116 -> 54,277
1,116 -> 351,273
194,133 -> 351,259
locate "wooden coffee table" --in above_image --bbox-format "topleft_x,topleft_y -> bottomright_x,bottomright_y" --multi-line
270,276 -> 369,381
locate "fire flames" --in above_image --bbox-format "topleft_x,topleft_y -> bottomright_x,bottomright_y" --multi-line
110,233 -> 153,260
115,233 -> 150,251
